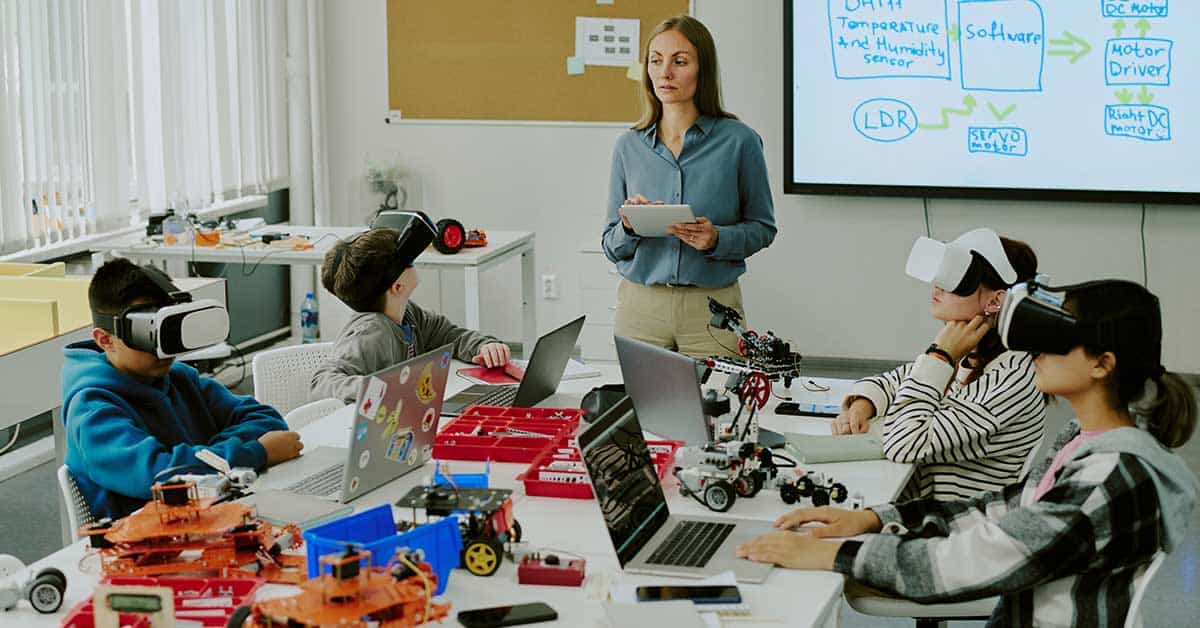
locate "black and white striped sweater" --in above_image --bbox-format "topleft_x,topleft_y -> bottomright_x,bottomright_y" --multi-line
846,350 -> 1046,501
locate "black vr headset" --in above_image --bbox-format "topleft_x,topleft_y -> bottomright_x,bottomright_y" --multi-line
331,210 -> 437,311
92,265 -> 230,358
998,279 -> 1162,369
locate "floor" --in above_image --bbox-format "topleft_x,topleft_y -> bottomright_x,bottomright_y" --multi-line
1,363 -> 1196,627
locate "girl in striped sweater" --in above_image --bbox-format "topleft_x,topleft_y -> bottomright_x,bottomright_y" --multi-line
834,228 -> 1046,501
739,279 -> 1197,627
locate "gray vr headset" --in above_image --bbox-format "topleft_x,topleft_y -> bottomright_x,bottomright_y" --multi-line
92,264 -> 230,358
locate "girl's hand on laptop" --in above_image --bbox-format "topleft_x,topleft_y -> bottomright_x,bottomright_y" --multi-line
773,506 -> 882,538
736,530 -> 842,570
473,343 -> 511,368
259,430 -> 304,466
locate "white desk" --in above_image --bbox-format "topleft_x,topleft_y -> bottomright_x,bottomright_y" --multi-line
91,226 -> 538,351
21,363 -> 911,628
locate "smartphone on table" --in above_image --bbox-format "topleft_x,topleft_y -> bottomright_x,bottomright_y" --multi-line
635,585 -> 743,604
457,602 -> 558,627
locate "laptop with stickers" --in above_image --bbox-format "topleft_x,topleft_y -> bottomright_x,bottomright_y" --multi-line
254,344 -> 452,503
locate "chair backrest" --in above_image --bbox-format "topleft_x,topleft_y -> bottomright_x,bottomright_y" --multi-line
251,342 -> 334,416
57,465 -> 95,542
283,398 -> 348,431
1124,551 -> 1168,628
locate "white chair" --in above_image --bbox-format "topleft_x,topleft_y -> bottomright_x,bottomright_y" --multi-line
57,465 -> 95,542
251,342 -> 334,416
284,398 -> 349,431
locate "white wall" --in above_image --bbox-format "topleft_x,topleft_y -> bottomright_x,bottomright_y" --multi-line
322,0 -> 1200,372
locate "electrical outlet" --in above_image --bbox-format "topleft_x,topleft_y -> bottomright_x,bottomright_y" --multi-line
541,274 -> 559,300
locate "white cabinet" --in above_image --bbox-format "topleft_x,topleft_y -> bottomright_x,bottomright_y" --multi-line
578,247 -> 619,361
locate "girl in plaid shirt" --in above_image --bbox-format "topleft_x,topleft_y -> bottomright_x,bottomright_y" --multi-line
739,280 -> 1197,627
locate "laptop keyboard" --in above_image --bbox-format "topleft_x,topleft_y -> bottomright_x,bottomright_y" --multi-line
474,386 -> 519,407
646,520 -> 735,568
284,463 -> 344,498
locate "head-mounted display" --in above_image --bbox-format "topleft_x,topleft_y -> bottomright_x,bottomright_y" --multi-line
998,279 -> 1161,370
905,228 -> 1017,296
93,265 -> 230,358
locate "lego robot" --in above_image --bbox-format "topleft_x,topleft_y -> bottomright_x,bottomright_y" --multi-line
701,297 -> 802,389
673,441 -> 787,512
777,470 -> 849,507
395,485 -> 522,577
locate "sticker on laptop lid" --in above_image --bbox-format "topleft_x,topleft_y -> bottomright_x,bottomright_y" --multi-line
416,363 -> 437,403
359,376 -> 387,420
358,450 -> 371,469
349,476 -> 360,493
382,403 -> 403,438
440,351 -> 452,369
421,444 -> 433,463
399,365 -> 412,384
421,407 -> 437,432
386,429 -> 414,462
356,422 -> 369,441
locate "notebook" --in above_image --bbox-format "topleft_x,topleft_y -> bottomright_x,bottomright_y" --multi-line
783,433 -> 885,463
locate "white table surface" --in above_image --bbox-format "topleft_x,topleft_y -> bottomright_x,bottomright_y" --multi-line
20,362 -> 912,628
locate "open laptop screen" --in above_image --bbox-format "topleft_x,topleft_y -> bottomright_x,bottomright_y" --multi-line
579,396 -> 670,567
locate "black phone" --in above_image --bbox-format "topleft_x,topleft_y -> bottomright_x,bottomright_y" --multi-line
776,401 -> 838,418
635,585 -> 743,605
457,602 -> 558,627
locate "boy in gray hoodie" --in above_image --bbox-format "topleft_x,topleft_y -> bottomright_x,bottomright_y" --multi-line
311,212 -> 510,404
737,280 -> 1197,627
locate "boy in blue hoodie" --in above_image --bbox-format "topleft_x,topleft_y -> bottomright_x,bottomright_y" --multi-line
63,258 -> 303,520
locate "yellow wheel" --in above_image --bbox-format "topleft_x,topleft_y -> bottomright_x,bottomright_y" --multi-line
463,540 -> 501,576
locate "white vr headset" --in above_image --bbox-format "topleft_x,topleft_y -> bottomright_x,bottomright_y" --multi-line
905,228 -> 1017,296
93,265 -> 230,358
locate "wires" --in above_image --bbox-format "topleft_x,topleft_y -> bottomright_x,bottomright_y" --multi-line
706,325 -> 742,357
395,550 -> 433,622
0,425 -> 20,456
1140,203 -> 1149,287
922,197 -> 932,237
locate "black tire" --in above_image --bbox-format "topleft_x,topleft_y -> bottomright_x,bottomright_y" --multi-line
462,539 -> 502,577
508,519 -> 523,544
736,472 -> 764,498
780,483 -> 799,505
434,218 -> 466,254
830,482 -> 848,503
796,476 -> 815,497
703,481 -> 736,513
227,604 -> 252,628
812,487 -> 830,507
36,567 -> 66,592
28,573 -> 65,614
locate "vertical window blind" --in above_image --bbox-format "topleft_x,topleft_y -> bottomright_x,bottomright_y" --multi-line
0,0 -> 288,256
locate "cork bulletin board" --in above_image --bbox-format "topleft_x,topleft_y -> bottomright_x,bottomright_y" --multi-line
386,0 -> 690,123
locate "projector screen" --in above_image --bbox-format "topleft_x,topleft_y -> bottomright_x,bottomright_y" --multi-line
784,1 -> 1198,203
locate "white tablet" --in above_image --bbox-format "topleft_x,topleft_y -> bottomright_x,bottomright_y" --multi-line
621,204 -> 696,237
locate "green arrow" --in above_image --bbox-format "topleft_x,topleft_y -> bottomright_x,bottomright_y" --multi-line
1138,86 -> 1154,104
918,95 -> 977,130
948,23 -> 960,41
1135,19 -> 1151,38
987,102 -> 1018,121
1115,88 -> 1134,104
1113,19 -> 1126,37
1048,31 -> 1092,64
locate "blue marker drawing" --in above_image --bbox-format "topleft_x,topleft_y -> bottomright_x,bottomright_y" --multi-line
826,0 -> 952,80
1105,38 -> 1172,86
1105,104 -> 1170,141
968,126 -> 1029,156
958,0 -> 1046,92
853,98 -> 919,142
1101,1 -> 1168,19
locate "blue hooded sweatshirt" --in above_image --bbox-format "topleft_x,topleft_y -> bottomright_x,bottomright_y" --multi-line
62,340 -> 288,520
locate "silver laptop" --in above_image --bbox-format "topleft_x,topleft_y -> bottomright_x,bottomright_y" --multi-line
578,396 -> 774,583
254,344 -> 453,503
615,335 -> 786,449
441,316 -> 585,415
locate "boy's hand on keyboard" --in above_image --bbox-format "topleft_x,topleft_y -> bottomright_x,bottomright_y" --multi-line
473,342 -> 512,368
259,430 -> 304,466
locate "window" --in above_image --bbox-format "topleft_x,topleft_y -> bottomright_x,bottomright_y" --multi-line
0,0 -> 288,256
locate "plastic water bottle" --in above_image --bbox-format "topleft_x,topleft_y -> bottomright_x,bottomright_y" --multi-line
301,292 -> 320,343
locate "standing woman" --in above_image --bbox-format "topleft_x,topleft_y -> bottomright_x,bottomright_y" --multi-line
602,15 -> 776,358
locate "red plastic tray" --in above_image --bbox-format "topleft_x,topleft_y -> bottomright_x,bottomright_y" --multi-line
432,405 -> 582,463
60,576 -> 263,628
517,436 -> 683,499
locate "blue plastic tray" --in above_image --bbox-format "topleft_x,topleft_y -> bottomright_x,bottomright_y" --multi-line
302,504 -> 461,594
